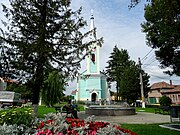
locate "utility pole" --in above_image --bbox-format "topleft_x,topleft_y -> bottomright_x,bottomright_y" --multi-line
138,57 -> 145,108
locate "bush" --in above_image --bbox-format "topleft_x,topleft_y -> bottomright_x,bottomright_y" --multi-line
159,96 -> 172,106
0,123 -> 35,135
35,113 -> 137,135
0,112 -> 137,135
0,107 -> 33,126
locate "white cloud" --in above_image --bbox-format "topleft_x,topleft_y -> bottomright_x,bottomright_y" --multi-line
0,0 -> 179,95
69,0 -> 179,94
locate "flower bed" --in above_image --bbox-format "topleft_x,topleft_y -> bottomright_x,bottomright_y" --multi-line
36,113 -> 137,135
0,110 -> 137,135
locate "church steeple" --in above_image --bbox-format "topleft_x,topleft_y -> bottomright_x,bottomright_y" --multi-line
87,11 -> 100,74
89,10 -> 96,40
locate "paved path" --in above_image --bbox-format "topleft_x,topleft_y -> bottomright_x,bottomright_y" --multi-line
78,111 -> 171,124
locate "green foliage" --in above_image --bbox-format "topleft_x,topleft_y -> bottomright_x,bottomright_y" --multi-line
141,0 -> 180,76
0,107 -> 33,126
42,71 -> 65,107
159,96 -> 172,106
0,0 -> 102,117
136,107 -> 155,113
106,46 -> 131,100
0,1 -> 102,96
76,100 -> 85,105
0,123 -> 36,135
121,124 -> 180,135
37,106 -> 56,118
106,46 -> 150,103
6,83 -> 32,100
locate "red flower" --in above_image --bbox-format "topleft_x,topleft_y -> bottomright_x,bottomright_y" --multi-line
46,119 -> 53,124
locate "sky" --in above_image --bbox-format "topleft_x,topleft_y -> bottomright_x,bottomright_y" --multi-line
0,0 -> 179,95
68,0 -> 180,94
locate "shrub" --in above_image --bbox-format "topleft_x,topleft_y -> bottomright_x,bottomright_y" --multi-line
35,113 -> 137,135
0,123 -> 36,135
0,107 -> 33,126
159,96 -> 172,106
0,112 -> 137,135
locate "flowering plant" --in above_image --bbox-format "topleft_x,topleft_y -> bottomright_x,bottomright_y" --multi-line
35,113 -> 137,135
0,106 -> 33,126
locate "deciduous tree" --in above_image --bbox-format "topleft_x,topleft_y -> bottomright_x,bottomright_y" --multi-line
42,71 -> 65,107
141,0 -> 180,76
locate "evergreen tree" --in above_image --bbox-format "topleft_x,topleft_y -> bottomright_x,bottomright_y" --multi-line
119,61 -> 140,103
141,0 -> 180,76
106,46 -> 150,103
106,46 -> 131,101
0,0 -> 102,117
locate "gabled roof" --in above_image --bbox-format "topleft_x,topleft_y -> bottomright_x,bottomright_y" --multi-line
150,81 -> 174,90
161,85 -> 180,93
0,77 -> 17,83
71,89 -> 77,95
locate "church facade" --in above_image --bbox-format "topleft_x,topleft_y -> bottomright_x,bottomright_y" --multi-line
74,14 -> 108,102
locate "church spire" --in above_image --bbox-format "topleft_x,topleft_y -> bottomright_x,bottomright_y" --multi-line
90,9 -> 96,40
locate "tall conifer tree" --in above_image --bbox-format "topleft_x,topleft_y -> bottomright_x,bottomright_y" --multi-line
0,0 -> 102,116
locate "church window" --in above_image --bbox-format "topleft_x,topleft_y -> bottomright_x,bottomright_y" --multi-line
91,53 -> 95,62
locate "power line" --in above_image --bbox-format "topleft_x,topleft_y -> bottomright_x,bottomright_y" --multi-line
143,59 -> 157,68
141,48 -> 154,62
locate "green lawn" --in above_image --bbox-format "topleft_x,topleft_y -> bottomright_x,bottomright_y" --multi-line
1,106 -> 180,134
37,105 -> 85,118
120,124 -> 180,135
38,106 -> 56,118
136,107 -> 155,113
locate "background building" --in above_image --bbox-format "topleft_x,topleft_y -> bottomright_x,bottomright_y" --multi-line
74,14 -> 109,102
148,80 -> 180,105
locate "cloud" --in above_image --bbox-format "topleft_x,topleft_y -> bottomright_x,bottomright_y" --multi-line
68,0 -> 179,94
0,0 -> 179,95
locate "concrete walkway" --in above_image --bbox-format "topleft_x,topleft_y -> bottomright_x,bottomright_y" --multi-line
78,111 -> 171,124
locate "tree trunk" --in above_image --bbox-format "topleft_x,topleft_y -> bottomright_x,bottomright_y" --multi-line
116,81 -> 119,101
32,64 -> 44,117
32,82 -> 40,118
32,104 -> 38,118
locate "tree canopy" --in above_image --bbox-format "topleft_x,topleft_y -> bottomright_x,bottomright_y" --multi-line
141,0 -> 180,76
106,46 -> 150,103
0,0 -> 102,116
42,71 -> 65,107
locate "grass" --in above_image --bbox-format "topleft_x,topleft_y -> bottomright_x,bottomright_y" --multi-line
120,124 -> 180,135
37,105 -> 85,118
38,106 -> 56,118
1,106 -> 180,134
136,107 -> 155,113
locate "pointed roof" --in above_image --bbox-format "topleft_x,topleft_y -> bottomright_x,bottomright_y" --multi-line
89,10 -> 96,40
71,89 -> 77,95
150,81 -> 174,90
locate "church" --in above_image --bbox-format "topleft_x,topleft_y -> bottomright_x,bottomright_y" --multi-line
73,13 -> 109,102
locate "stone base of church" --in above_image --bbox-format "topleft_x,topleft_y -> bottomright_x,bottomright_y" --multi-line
85,106 -> 136,116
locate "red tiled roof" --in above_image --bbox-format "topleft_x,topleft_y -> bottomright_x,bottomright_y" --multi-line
161,85 -> 180,93
71,89 -> 77,95
151,81 -> 174,90
0,77 -> 17,83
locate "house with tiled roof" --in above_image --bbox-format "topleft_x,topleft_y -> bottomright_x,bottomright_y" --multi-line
148,80 -> 180,104
0,77 -> 17,91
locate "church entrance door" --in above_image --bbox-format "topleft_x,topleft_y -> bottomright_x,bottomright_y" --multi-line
91,93 -> 97,102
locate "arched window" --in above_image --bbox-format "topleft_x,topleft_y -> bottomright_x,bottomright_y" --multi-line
91,53 -> 95,62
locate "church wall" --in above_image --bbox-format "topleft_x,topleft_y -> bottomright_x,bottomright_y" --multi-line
79,79 -> 88,100
86,76 -> 101,90
101,77 -> 107,99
